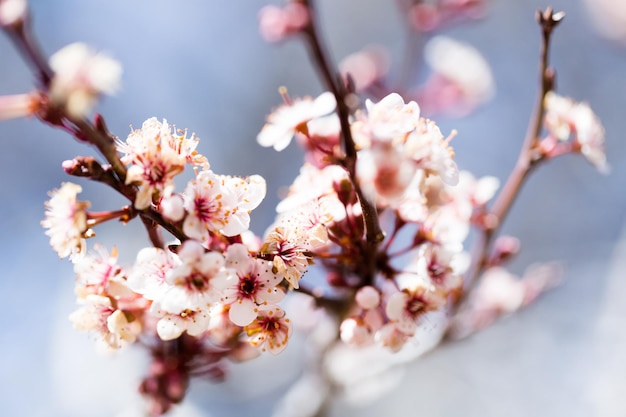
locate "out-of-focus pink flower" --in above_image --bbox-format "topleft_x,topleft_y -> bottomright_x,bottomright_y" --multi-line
585,0 -> 626,44
339,45 -> 390,93
0,0 -> 26,27
153,306 -> 211,341
48,42 -> 121,118
69,294 -> 141,350
420,36 -> 494,116
544,92 -> 609,173
258,3 -> 309,43
41,182 -> 90,262
0,93 -> 39,121
257,91 -> 336,151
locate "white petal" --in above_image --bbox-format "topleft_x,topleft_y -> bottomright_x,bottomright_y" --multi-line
157,316 -> 184,341
229,299 -> 258,326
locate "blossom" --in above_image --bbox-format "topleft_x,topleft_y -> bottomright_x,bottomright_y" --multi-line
355,286 -> 381,310
339,45 -> 390,93
0,93 -> 39,121
218,174 -> 266,236
404,118 -> 459,185
159,240 -> 231,314
41,182 -> 90,262
48,42 -> 121,118
415,243 -> 464,295
385,273 -> 446,337
421,36 -> 494,115
152,304 -> 211,341
276,163 -> 347,216
543,92 -> 608,173
258,2 -> 309,43
181,170 -> 237,241
356,145 -> 418,204
69,294 -> 140,350
257,91 -> 336,151
118,118 -> 204,209
213,243 -> 285,326
73,245 -> 130,299
244,305 -> 292,354
261,224 -> 313,289
0,0 -> 27,27
352,93 -> 421,146
127,246 -> 178,301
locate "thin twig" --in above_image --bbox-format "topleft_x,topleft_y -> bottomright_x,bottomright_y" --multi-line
451,8 -> 564,312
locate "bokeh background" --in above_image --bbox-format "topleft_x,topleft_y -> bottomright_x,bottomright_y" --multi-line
0,0 -> 625,416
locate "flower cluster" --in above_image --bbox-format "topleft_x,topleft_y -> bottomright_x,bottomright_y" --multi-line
258,91 -> 500,351
43,117 -> 295,357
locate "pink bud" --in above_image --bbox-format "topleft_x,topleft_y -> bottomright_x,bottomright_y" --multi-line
0,93 -> 38,121
410,4 -> 440,32
258,5 -> 289,42
355,285 -> 380,310
283,2 -> 310,31
0,0 -> 27,27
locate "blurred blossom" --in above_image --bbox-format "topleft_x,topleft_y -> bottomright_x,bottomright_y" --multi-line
585,0 -> 626,44
258,2 -> 309,43
257,90 -> 336,151
49,42 -> 122,118
419,36 -> 494,116
543,91 -> 609,174
0,0 -> 26,27
0,92 -> 39,120
339,45 -> 390,92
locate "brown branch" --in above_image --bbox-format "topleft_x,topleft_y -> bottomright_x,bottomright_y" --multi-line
451,8 -> 564,311
299,0 -> 384,285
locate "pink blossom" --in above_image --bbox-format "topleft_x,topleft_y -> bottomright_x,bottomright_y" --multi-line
244,305 -> 292,354
258,3 -> 309,43
159,240 -> 231,314
261,224 -> 314,289
127,246 -> 178,301
41,182 -> 90,262
421,36 -> 494,116
181,169 -> 237,241
219,174 -> 266,236
0,93 -> 39,121
73,245 -> 131,299
385,274 -> 446,337
48,42 -> 121,118
257,91 -> 336,151
0,0 -> 27,27
352,93 -> 421,146
118,118 -> 196,209
355,286 -> 381,310
213,243 -> 285,326
152,305 -> 211,341
69,294 -> 140,350
339,46 -> 390,93
544,92 -> 609,173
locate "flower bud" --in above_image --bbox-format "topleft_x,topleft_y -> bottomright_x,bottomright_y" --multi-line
0,93 -> 38,121
355,285 -> 380,310
0,0 -> 27,27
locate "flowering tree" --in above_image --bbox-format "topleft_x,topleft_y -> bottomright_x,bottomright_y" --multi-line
0,0 -> 609,416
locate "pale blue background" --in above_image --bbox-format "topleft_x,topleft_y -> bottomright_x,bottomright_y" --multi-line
0,1 -> 625,416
